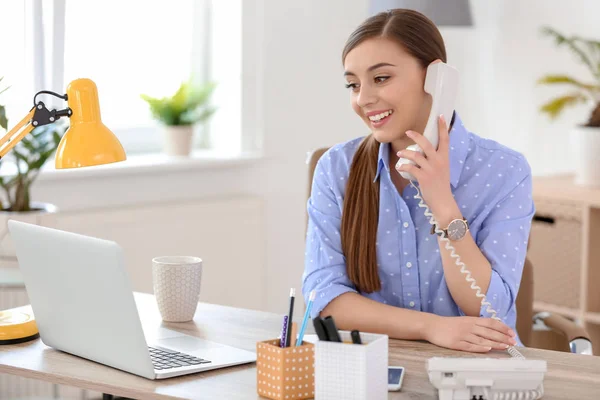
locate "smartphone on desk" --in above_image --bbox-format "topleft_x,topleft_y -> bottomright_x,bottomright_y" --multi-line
388,366 -> 405,391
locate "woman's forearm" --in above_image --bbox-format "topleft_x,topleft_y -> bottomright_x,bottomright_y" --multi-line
433,200 -> 492,317
319,292 -> 438,340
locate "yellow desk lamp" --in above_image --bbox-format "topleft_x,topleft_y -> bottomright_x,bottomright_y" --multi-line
0,78 -> 126,344
0,78 -> 126,167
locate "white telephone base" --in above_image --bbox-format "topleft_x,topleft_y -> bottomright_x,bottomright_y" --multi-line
427,357 -> 546,400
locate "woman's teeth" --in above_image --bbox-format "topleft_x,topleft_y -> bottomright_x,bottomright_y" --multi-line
369,110 -> 393,122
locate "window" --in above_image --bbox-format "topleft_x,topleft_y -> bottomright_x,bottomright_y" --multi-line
0,2 -> 30,128
0,0 -> 243,155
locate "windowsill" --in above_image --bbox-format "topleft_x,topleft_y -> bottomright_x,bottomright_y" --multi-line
1,149 -> 264,183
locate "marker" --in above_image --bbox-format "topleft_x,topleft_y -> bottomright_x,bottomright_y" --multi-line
285,288 -> 295,347
313,317 -> 329,341
322,316 -> 341,342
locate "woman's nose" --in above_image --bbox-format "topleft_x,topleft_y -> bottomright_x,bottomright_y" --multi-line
356,86 -> 377,108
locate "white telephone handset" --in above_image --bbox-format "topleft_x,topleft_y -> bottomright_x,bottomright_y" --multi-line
396,61 -> 546,399
396,61 -> 459,180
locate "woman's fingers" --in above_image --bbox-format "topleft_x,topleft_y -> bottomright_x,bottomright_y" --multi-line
457,340 -> 491,353
473,324 -> 516,347
466,333 -> 509,350
476,318 -> 515,337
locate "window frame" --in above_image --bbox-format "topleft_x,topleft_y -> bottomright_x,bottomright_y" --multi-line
21,0 -> 260,156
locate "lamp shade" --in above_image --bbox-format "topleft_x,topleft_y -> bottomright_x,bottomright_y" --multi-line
368,0 -> 473,26
55,78 -> 126,169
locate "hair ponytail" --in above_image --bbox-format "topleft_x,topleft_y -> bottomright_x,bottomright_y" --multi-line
341,135 -> 381,293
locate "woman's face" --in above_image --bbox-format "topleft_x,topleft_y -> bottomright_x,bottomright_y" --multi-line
343,37 -> 432,145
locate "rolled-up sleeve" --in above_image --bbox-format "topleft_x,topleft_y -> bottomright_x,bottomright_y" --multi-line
302,154 -> 357,318
470,168 -> 535,320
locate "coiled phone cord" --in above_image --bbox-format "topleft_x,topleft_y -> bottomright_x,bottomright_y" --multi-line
483,386 -> 545,400
409,180 -> 525,360
411,181 -> 544,399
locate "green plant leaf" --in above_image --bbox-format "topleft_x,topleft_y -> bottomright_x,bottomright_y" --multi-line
540,92 -> 588,119
537,74 -> 600,91
0,76 -> 9,97
180,106 -> 216,125
170,81 -> 189,115
140,80 -> 217,126
19,137 -> 37,154
0,104 -> 7,131
186,82 -> 217,109
53,131 -> 61,145
541,26 -> 598,79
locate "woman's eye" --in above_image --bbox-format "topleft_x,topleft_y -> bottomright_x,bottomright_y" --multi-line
375,76 -> 390,83
345,83 -> 359,92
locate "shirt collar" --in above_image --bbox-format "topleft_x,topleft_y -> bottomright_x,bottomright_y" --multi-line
373,111 -> 469,188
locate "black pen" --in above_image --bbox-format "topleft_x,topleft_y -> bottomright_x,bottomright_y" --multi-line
351,330 -> 362,344
285,288 -> 295,347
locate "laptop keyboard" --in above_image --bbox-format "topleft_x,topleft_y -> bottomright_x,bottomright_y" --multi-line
148,346 -> 211,370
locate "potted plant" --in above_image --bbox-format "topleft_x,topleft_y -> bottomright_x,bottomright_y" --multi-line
0,78 -> 67,261
537,26 -> 600,186
141,80 -> 217,156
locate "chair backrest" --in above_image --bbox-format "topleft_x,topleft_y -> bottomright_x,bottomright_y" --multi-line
305,147 -> 533,344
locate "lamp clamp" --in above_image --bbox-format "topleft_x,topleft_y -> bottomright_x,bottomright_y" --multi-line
31,102 -> 72,128
30,90 -> 72,128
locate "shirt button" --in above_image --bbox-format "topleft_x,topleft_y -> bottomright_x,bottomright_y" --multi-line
409,301 -> 415,307
406,262 -> 412,268
403,222 -> 409,228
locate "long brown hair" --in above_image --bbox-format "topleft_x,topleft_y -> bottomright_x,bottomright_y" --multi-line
340,9 -> 447,293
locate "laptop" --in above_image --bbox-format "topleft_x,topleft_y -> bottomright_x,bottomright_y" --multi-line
7,220 -> 256,380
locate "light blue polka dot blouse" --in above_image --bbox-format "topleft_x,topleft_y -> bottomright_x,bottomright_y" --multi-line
302,113 -> 535,344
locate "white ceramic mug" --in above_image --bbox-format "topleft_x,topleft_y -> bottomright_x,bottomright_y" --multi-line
152,256 -> 203,322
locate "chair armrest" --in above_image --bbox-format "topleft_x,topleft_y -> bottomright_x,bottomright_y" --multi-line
533,312 -> 593,355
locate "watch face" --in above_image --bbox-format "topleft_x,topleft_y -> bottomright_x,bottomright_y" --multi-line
447,219 -> 467,241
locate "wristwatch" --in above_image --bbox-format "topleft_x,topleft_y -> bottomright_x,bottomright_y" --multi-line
430,217 -> 469,241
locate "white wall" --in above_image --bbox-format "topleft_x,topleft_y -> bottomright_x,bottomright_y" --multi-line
443,0 -> 600,176
23,0 -> 600,319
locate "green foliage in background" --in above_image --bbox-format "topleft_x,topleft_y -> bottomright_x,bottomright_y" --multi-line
0,77 -> 8,132
0,78 -> 67,212
140,80 -> 217,126
537,27 -> 600,127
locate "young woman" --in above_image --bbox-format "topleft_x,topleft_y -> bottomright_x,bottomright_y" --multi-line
302,9 -> 535,353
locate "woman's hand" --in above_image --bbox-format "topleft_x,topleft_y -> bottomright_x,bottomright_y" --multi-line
395,115 -> 457,222
425,315 -> 518,353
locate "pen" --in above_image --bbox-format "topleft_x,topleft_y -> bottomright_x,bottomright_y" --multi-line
351,330 -> 362,344
280,315 -> 288,348
285,288 -> 295,347
296,290 -> 316,346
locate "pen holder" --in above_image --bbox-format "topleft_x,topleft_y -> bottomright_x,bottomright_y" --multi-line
256,339 -> 315,400
315,331 -> 388,400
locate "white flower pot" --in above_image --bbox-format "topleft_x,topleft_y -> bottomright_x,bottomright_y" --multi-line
571,125 -> 600,186
0,202 -> 58,265
163,125 -> 194,156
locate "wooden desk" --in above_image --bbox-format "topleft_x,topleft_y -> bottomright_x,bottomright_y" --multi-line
1,292 -> 599,399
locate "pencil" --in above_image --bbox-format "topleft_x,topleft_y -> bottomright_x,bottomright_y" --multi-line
285,288 -> 295,347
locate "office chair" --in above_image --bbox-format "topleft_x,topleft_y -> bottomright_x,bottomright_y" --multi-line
306,147 -> 593,355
